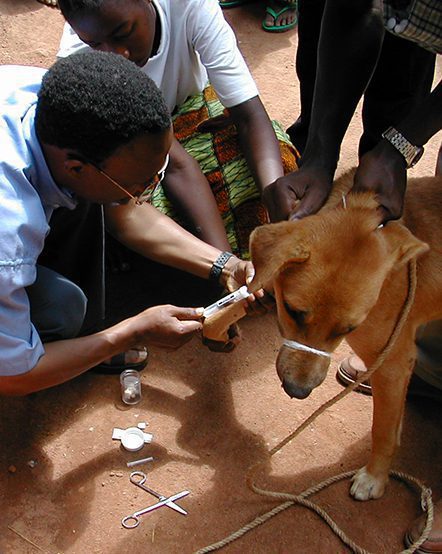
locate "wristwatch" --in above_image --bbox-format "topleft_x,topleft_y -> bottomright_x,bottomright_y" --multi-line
381,127 -> 424,169
209,251 -> 233,282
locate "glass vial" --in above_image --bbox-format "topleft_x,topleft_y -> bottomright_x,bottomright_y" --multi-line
120,369 -> 142,405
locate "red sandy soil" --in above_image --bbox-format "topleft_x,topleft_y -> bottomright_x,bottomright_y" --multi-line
0,2 -> 441,553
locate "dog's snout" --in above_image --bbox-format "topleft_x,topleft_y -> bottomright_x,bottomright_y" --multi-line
282,377 -> 312,399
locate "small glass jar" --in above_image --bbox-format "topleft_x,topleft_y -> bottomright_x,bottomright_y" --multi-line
120,369 -> 142,405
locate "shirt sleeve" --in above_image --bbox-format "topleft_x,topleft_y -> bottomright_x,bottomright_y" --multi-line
0,264 -> 45,376
57,23 -> 91,58
188,0 -> 259,108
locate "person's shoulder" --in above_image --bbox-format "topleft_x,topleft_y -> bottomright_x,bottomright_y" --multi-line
0,65 -> 46,107
164,0 -> 218,17
0,65 -> 46,83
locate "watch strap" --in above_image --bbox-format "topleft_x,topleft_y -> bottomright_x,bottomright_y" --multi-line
381,126 -> 424,168
209,251 -> 233,282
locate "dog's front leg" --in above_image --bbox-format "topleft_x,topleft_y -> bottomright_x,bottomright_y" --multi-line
350,342 -> 415,501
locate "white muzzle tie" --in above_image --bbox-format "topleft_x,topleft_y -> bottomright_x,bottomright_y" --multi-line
282,339 -> 331,358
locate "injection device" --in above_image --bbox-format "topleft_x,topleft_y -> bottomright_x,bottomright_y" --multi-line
202,285 -> 250,342
203,286 -> 250,318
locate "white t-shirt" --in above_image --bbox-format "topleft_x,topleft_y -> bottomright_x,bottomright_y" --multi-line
58,0 -> 259,112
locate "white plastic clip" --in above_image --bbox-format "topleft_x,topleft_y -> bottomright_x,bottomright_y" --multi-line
112,427 -> 153,452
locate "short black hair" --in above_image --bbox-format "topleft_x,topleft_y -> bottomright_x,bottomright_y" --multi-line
35,51 -> 171,164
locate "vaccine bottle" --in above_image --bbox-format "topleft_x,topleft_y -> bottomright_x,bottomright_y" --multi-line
120,369 -> 142,405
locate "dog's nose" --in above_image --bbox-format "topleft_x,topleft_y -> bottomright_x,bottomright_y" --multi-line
282,377 -> 312,399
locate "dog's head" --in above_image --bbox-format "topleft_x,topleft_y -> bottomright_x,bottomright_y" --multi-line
249,193 -> 429,399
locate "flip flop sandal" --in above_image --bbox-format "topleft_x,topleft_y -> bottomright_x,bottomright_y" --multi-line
219,0 -> 252,8
92,347 -> 148,375
262,2 -> 298,32
36,0 -> 59,7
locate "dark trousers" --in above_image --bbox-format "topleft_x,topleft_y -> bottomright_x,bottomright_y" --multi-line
288,0 -> 436,156
27,265 -> 87,342
37,201 -> 105,336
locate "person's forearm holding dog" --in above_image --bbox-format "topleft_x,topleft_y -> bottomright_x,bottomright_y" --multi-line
352,80 -> 442,221
264,0 -> 441,224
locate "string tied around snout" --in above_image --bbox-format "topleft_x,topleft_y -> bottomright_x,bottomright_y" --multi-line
282,339 -> 331,358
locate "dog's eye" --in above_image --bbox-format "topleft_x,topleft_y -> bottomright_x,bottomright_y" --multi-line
283,302 -> 307,327
331,325 -> 357,338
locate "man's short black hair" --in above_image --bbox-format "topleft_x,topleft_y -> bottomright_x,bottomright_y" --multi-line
35,51 -> 171,164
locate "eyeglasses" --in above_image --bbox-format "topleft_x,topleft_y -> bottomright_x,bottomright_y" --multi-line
95,154 -> 169,205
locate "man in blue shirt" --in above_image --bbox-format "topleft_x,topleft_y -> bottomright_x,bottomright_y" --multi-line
0,51 -> 253,395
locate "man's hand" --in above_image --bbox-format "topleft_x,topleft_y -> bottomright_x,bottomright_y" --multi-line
353,139 -> 407,223
219,257 -> 275,315
220,257 -> 255,292
129,305 -> 203,350
202,323 -> 241,353
262,165 -> 334,222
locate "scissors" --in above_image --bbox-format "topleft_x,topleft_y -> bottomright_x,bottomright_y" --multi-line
121,471 -> 190,528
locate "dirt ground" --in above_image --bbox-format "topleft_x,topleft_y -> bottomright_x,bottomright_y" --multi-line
0,2 -> 441,553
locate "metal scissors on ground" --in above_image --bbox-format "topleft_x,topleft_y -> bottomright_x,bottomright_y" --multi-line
121,471 -> 190,528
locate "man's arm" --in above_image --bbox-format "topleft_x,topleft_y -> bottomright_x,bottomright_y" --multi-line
0,200 -> 258,396
303,0 -> 384,171
395,80 -> 442,147
190,0 -> 285,193
0,305 -> 204,396
353,80 -> 442,220
263,0 -> 385,221
104,200 -> 254,288
229,96 -> 285,193
161,137 -> 231,252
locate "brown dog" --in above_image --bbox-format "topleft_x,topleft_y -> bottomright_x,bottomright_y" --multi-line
248,172 -> 442,501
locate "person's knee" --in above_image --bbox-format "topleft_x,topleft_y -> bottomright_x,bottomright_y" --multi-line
28,267 -> 88,341
49,279 -> 88,340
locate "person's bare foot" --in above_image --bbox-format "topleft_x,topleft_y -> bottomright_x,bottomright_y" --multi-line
262,0 -> 297,32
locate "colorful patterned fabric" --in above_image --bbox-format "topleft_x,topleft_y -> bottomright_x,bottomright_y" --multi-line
149,85 -> 299,258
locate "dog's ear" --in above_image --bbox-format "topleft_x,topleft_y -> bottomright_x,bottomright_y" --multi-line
249,221 -> 310,292
382,221 -> 430,266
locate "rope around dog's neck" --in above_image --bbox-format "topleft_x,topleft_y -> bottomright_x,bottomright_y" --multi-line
195,259 -> 434,554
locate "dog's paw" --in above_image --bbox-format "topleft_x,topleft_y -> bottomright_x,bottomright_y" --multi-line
350,467 -> 387,501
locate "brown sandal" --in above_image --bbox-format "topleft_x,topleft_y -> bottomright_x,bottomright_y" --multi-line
337,355 -> 442,402
336,355 -> 372,395
404,498 -> 442,553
